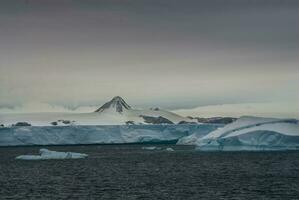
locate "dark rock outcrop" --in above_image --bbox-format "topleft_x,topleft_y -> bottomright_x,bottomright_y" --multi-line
140,115 -> 174,124
13,122 -> 31,126
58,120 -> 71,124
150,107 -> 160,111
178,121 -> 197,125
197,117 -> 237,124
126,121 -> 135,125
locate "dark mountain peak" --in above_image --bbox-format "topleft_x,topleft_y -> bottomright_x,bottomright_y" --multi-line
111,96 -> 124,101
94,96 -> 131,113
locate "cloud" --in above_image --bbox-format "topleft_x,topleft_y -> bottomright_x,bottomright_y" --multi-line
0,0 -> 298,114
0,102 -> 97,113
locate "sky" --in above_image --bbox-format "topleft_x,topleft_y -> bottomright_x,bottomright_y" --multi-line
0,0 -> 298,117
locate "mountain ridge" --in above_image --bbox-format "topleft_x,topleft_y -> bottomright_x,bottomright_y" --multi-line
0,96 -> 192,126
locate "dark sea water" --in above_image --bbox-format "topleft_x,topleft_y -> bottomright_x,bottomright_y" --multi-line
0,145 -> 299,200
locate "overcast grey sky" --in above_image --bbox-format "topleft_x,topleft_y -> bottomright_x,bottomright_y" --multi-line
0,0 -> 298,113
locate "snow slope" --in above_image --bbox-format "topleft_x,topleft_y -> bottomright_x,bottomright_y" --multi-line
0,124 -> 220,146
191,116 -> 299,151
0,96 -> 192,126
16,149 -> 88,160
173,102 -> 299,119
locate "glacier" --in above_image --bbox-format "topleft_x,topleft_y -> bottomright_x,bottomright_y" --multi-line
183,116 -> 299,151
0,124 -> 221,146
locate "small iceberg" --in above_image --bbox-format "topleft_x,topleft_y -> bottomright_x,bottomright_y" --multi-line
165,147 -> 174,152
142,146 -> 161,150
16,148 -> 88,160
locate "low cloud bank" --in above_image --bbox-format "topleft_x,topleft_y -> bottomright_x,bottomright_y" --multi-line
0,102 -> 97,113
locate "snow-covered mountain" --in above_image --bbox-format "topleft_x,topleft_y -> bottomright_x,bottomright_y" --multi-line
94,96 -> 131,113
178,116 -> 299,151
0,96 -> 192,126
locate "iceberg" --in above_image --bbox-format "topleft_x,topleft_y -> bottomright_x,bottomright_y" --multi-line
16,149 -> 88,160
176,124 -> 223,145
0,124 -> 220,146
193,116 -> 299,151
142,146 -> 161,150
165,147 -> 174,152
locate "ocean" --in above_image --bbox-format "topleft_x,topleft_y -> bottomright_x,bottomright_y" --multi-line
0,144 -> 299,199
